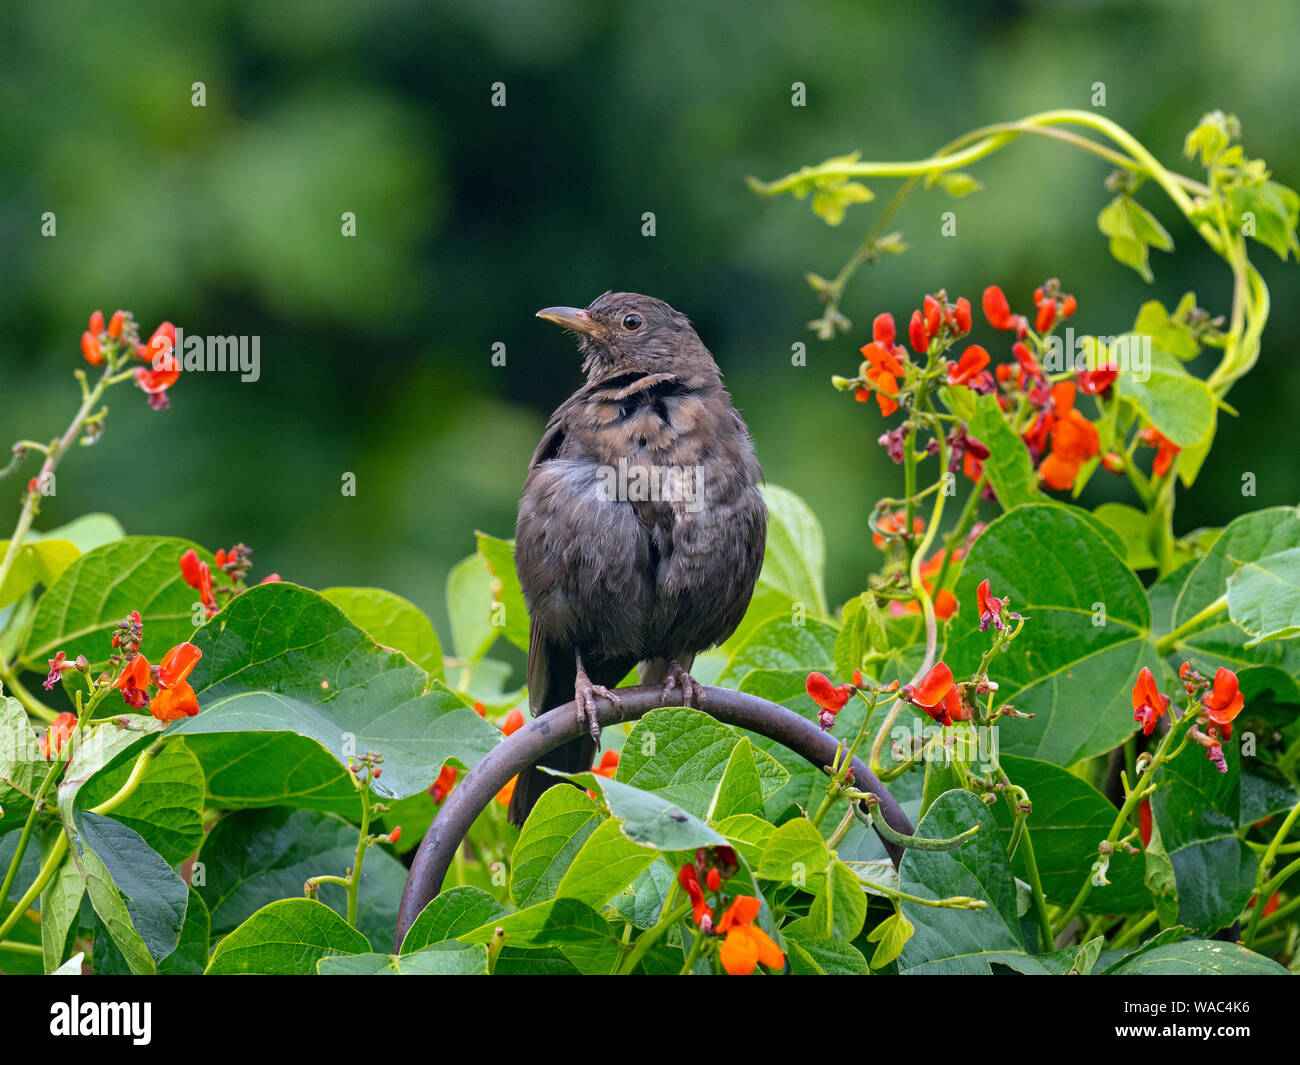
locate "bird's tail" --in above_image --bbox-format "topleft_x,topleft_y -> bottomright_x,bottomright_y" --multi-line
507,732 -> 598,826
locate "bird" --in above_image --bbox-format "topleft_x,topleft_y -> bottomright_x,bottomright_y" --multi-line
507,292 -> 768,825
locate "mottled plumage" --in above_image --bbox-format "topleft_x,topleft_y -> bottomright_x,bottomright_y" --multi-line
508,292 -> 767,824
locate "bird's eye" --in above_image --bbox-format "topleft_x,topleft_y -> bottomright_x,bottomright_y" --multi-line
622,313 -> 643,331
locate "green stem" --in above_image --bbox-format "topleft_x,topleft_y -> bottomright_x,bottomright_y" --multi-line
1111,910 -> 1159,950
1242,797 -> 1300,948
1154,594 -> 1228,656
618,890 -> 689,976
1017,825 -> 1055,952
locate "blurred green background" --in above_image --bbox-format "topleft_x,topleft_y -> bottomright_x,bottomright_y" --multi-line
2,0 -> 1297,661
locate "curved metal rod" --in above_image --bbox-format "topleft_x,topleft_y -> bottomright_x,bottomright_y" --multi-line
395,683 -> 915,949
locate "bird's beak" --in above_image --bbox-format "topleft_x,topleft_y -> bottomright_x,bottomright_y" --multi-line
536,306 -> 605,339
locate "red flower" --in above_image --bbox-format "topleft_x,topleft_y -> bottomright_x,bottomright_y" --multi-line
592,749 -> 620,779
947,344 -> 990,386
908,310 -> 929,353
903,662 -> 965,726
81,331 -> 102,366
1202,667 -> 1245,726
113,653 -> 152,710
1132,667 -> 1170,736
150,642 -> 203,721
108,310 -> 126,338
805,672 -> 852,713
857,333 -> 908,417
88,310 -> 105,335
1011,341 -> 1040,378
872,312 -> 896,348
679,863 -> 714,931
1078,364 -> 1118,395
872,509 -> 923,549
430,764 -> 458,803
388,826 -> 402,845
1061,295 -> 1077,318
179,549 -> 218,617
717,895 -> 784,975
923,295 -> 942,339
1037,382 -> 1099,491
1139,427 -> 1180,478
495,774 -> 516,807
1035,301 -> 1056,334
135,321 -> 180,404
976,578 -> 1005,631
39,712 -> 78,760
982,285 -> 1016,330
952,297 -> 972,334
502,707 -> 525,736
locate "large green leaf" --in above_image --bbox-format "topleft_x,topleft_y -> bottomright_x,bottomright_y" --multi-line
475,532 -> 530,653
1147,741 -> 1257,935
1116,347 -> 1216,450
0,694 -> 46,835
562,771 -> 727,851
946,504 -> 1156,765
73,811 -> 188,973
167,582 -> 503,802
898,790 -> 1045,974
756,484 -> 828,617
510,786 -> 602,909
554,817 -> 659,908
993,755 -> 1149,912
1226,547 -> 1300,645
969,392 -> 1043,508
717,615 -> 836,688
615,706 -> 788,818
400,886 -> 508,953
1104,939 -> 1288,975
21,536 -> 226,670
204,897 -> 370,974
195,806 -> 407,951
318,942 -> 488,975
0,539 -> 79,609
321,586 -> 444,678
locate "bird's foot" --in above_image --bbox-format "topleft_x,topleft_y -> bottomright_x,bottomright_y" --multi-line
661,659 -> 701,708
574,671 -> 620,743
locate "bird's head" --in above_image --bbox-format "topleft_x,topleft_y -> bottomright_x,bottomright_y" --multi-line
536,292 -> 713,378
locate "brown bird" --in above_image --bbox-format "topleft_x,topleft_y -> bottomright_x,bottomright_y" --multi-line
508,292 -> 768,824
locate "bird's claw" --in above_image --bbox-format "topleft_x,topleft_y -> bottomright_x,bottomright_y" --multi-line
575,676 -> 620,743
662,659 -> 700,708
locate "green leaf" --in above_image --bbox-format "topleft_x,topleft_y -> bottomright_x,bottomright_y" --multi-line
457,897 -> 617,949
1132,299 -> 1200,360
554,816 -> 660,908
321,586 -> 444,678
21,537 -> 227,670
1117,347 -> 1216,450
806,858 -> 869,940
159,887 -> 211,975
74,811 -> 188,972
1148,740 -> 1257,935
617,707 -> 788,819
1226,547 -> 1300,645
811,178 -> 874,226
445,553 -> 498,664
707,738 -> 767,821
756,817 -> 831,884
898,790 -> 1044,974
1105,939 -> 1288,975
168,583 -> 503,803
0,694 -> 47,835
76,739 -> 205,865
786,935 -> 872,975
1098,196 -> 1172,281
1226,179 -> 1300,261
476,533 -> 530,653
936,172 -> 982,198
945,504 -> 1157,764
608,858 -> 676,930
510,786 -> 602,909
992,755 -> 1150,912
1092,503 -> 1158,570
717,616 -> 837,688
318,941 -> 489,975
970,393 -> 1043,508
563,771 -> 727,851
40,841 -> 84,973
865,911 -> 914,969
401,886 -> 508,952
756,484 -> 828,617
0,539 -> 80,609
205,897 -> 370,974
195,806 -> 408,951
834,593 -> 888,678
712,812 -> 776,867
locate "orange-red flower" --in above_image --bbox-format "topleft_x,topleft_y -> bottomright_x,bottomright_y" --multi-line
1078,363 -> 1118,395
1138,426 -> 1180,478
947,344 -> 990,386
679,863 -> 714,931
179,549 -> 218,616
108,310 -> 125,338
113,652 -> 152,710
805,672 -> 852,713
982,285 -> 1016,331
502,707 -> 525,736
431,764 -> 458,803
81,331 -> 102,366
134,321 -> 180,406
857,318 -> 909,416
495,774 -> 516,807
39,712 -> 78,760
1037,381 -> 1099,491
717,895 -> 784,975
902,661 -> 966,726
592,749 -> 620,778
872,509 -> 923,549
149,642 -> 203,721
1202,667 -> 1245,726
1132,667 -> 1170,736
